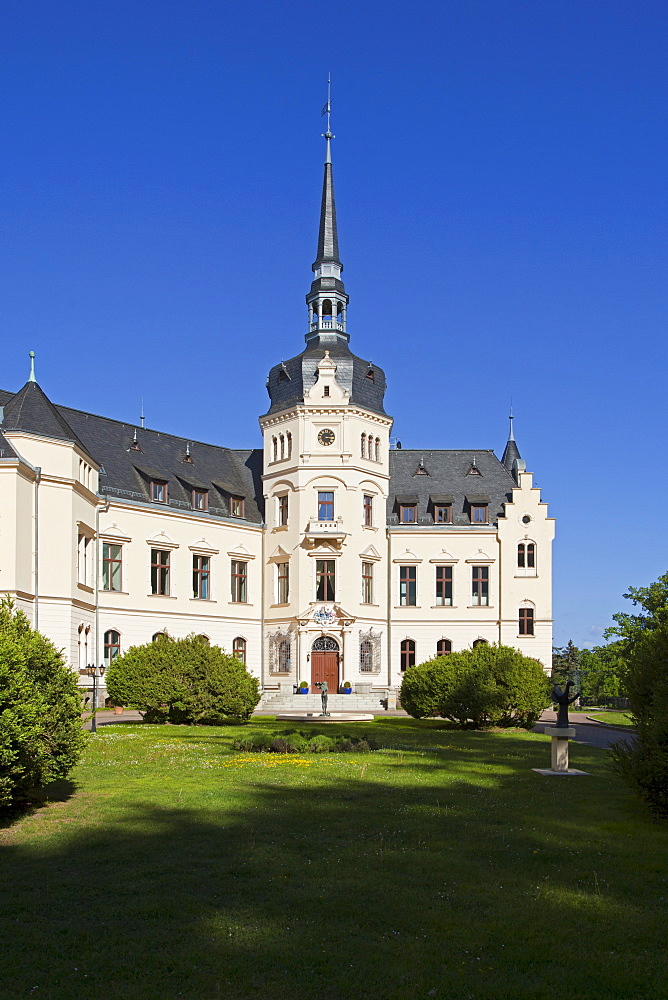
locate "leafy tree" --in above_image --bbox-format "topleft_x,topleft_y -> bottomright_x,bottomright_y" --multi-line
604,571 -> 668,648
400,643 -> 551,728
0,598 -> 87,809
609,624 -> 668,817
106,634 -> 260,724
552,640 -> 624,705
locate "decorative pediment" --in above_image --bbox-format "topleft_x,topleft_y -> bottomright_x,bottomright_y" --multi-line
189,538 -> 219,555
268,544 -> 290,562
297,604 -> 356,627
359,545 -> 382,562
227,542 -> 256,560
392,547 -> 422,564
99,522 -> 131,542
146,530 -> 178,549
465,548 -> 495,564
429,549 -> 459,564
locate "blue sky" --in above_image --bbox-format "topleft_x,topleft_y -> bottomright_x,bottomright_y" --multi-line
1,0 -> 666,648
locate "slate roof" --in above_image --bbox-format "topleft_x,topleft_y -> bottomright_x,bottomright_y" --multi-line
387,449 -> 518,527
0,431 -> 18,462
265,335 -> 387,416
0,384 -> 264,524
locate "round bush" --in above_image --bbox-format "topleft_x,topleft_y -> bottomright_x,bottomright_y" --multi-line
400,643 -> 551,728
106,634 -> 260,724
0,598 -> 87,808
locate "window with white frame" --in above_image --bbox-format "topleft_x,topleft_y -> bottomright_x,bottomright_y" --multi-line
277,562 -> 289,604
102,542 -> 122,591
362,561 -> 374,604
471,565 -> 489,606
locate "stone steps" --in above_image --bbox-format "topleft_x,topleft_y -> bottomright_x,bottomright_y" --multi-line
260,692 -> 387,713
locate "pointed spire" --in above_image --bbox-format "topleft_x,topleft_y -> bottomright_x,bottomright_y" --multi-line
28,351 -> 36,383
314,76 -> 341,269
502,406 -> 522,474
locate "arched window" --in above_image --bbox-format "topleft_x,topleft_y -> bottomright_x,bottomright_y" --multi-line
196,634 -> 210,645
472,638 -> 488,648
360,639 -> 374,672
233,637 -> 246,663
152,631 -> 167,643
361,433 -> 366,458
517,542 -> 537,573
272,436 -> 278,462
519,607 -> 535,636
103,630 -> 121,666
375,438 -> 380,462
436,639 -> 452,656
400,639 -> 416,672
286,432 -> 292,459
279,434 -> 285,459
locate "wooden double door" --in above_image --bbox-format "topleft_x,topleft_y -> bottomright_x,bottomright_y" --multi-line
311,644 -> 339,692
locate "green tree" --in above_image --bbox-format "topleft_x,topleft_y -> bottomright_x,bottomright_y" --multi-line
400,643 -> 551,728
0,598 -> 87,809
552,640 -> 623,705
609,624 -> 668,817
106,634 -> 260,724
604,571 -> 668,648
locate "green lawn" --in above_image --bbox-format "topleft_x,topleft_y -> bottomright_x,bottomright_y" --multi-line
1,718 -> 665,1000
588,710 -> 636,728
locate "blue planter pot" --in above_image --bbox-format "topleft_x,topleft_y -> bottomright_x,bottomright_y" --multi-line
297,687 -> 309,695
341,688 -> 352,694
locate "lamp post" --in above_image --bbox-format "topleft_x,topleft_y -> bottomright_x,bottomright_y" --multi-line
85,664 -> 106,734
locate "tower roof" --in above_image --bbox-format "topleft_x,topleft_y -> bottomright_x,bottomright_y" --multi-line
501,411 -> 522,473
2,379 -> 92,457
313,159 -> 341,268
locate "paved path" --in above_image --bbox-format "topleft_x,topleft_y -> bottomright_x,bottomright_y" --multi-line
534,710 -> 635,749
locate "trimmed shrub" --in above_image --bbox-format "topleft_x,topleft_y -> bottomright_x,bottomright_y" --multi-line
231,731 -> 378,753
106,634 -> 260,724
609,626 -> 668,817
400,643 -> 551,728
0,598 -> 87,808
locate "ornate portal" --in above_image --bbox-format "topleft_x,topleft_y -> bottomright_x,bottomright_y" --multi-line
313,605 -> 337,626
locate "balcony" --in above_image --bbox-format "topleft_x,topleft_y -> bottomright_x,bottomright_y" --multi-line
309,320 -> 345,333
303,516 -> 347,548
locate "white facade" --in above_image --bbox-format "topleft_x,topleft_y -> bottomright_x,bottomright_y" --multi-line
0,138 -> 555,702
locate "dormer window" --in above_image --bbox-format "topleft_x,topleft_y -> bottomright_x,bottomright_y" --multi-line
400,505 -> 417,524
192,489 -> 208,511
230,496 -> 244,518
434,504 -> 452,524
151,480 -> 168,503
470,504 -> 487,524
323,385 -> 330,396
365,367 -> 375,382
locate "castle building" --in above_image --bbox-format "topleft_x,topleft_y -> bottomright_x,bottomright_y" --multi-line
0,127 -> 554,705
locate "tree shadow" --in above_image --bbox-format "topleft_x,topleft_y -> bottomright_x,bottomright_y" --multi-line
0,746 -> 666,1000
0,779 -> 77,831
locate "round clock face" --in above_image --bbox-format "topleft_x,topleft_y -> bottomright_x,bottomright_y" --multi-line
318,428 -> 335,446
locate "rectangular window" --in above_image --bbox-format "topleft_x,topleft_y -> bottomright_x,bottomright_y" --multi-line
231,560 -> 248,602
362,561 -> 374,604
471,565 -> 489,606
278,494 -> 288,526
192,554 -> 210,599
77,533 -> 91,586
318,491 -> 334,521
435,565 -> 453,606
277,562 -> 289,604
363,494 -> 373,527
192,490 -> 208,511
230,496 -> 244,518
102,543 -> 122,592
399,565 -> 417,606
434,504 -> 452,523
316,559 -> 336,601
151,480 -> 168,503
470,504 -> 488,524
399,505 -> 417,524
151,549 -> 170,595
519,608 -> 534,635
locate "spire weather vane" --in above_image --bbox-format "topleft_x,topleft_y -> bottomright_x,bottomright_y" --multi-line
321,75 -> 334,151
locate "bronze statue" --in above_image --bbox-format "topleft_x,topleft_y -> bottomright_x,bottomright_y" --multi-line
551,679 -> 580,727
315,680 -> 329,716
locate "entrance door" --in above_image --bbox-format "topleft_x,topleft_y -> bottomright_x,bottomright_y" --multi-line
311,636 -> 340,691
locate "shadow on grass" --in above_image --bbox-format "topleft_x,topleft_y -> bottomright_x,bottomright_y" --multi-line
0,779 -> 77,832
0,732 -> 665,1000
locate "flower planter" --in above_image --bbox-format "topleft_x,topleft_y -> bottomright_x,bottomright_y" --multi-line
297,687 -> 309,695
341,687 -> 352,694
113,706 -> 124,715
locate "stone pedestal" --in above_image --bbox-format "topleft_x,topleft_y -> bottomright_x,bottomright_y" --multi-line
533,726 -> 589,776
386,690 -> 397,711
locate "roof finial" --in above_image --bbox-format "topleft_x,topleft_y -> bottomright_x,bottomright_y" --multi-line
28,351 -> 36,383
140,398 -> 145,429
508,401 -> 515,442
321,74 -> 333,164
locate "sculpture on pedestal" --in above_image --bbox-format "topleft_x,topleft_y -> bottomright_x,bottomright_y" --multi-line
551,680 -> 580,728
